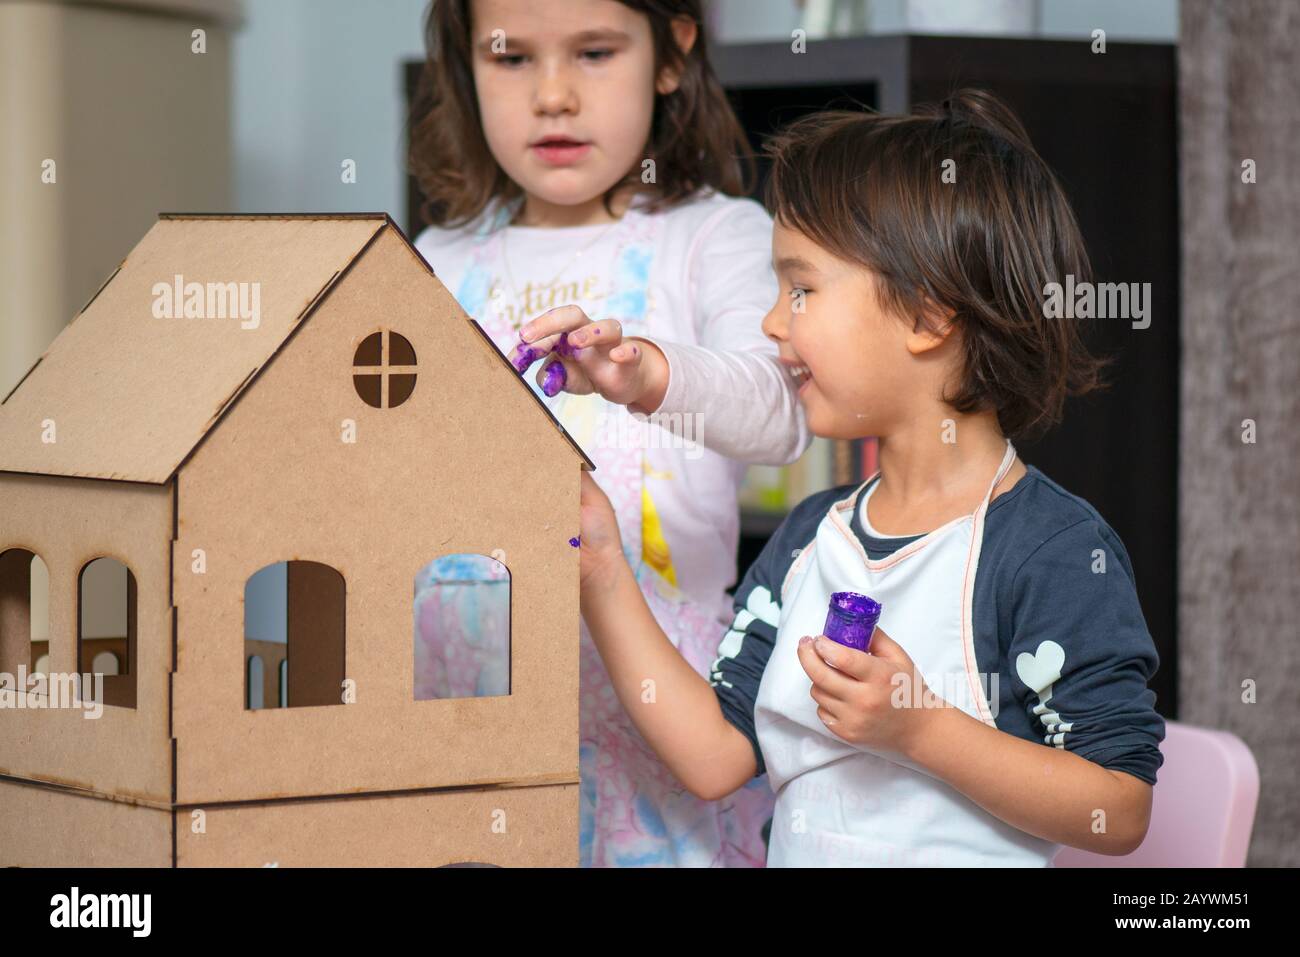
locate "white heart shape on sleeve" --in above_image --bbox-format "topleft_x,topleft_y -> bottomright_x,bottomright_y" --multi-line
745,585 -> 781,628
1015,640 -> 1065,695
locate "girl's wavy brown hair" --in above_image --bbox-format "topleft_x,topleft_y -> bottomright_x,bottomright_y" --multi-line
409,0 -> 754,229
764,88 -> 1110,442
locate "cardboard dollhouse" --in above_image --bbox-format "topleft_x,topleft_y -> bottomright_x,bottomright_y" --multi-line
0,213 -> 592,866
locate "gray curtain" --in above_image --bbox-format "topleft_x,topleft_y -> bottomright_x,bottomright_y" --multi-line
1180,0 -> 1300,866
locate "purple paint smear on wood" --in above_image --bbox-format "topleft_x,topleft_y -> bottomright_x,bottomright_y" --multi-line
823,591 -> 882,652
569,536 -> 581,548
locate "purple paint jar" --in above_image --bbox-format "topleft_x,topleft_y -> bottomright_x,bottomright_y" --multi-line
822,591 -> 882,652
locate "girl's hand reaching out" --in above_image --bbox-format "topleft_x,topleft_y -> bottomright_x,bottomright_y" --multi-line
577,472 -> 627,590
797,627 -> 943,759
510,305 -> 669,412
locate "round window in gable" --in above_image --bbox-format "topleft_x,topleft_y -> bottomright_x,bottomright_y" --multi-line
353,330 -> 417,409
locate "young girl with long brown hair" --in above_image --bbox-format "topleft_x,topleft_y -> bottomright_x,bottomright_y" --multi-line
409,0 -> 810,866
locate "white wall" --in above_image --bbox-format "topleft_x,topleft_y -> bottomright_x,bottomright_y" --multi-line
1038,0 -> 1177,40
712,0 -> 1177,42
233,0 -> 429,218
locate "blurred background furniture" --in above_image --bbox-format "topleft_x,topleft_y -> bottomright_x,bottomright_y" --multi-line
0,0 -> 243,402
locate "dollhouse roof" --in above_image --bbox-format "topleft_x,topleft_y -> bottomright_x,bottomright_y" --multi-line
0,213 -> 593,484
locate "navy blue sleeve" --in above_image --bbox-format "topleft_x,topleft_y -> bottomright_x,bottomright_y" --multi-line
1007,518 -> 1166,785
711,487 -> 845,778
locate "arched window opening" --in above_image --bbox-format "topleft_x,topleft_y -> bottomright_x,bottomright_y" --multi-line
414,554 -> 510,701
0,550 -> 49,684
77,556 -> 137,709
244,561 -> 345,709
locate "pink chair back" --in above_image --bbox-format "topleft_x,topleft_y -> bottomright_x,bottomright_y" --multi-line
1053,720 -> 1259,867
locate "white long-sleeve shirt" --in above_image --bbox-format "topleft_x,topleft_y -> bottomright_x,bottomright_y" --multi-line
413,188 -> 811,611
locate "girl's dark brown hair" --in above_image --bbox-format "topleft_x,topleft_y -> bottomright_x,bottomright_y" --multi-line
409,0 -> 754,228
764,88 -> 1109,441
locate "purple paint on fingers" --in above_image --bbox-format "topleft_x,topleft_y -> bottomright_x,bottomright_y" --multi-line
569,536 -> 581,548
541,359 -> 567,396
555,331 -> 582,359
513,341 -> 546,373
822,591 -> 882,652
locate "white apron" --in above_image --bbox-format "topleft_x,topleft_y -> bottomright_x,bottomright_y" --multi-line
755,440 -> 1062,866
